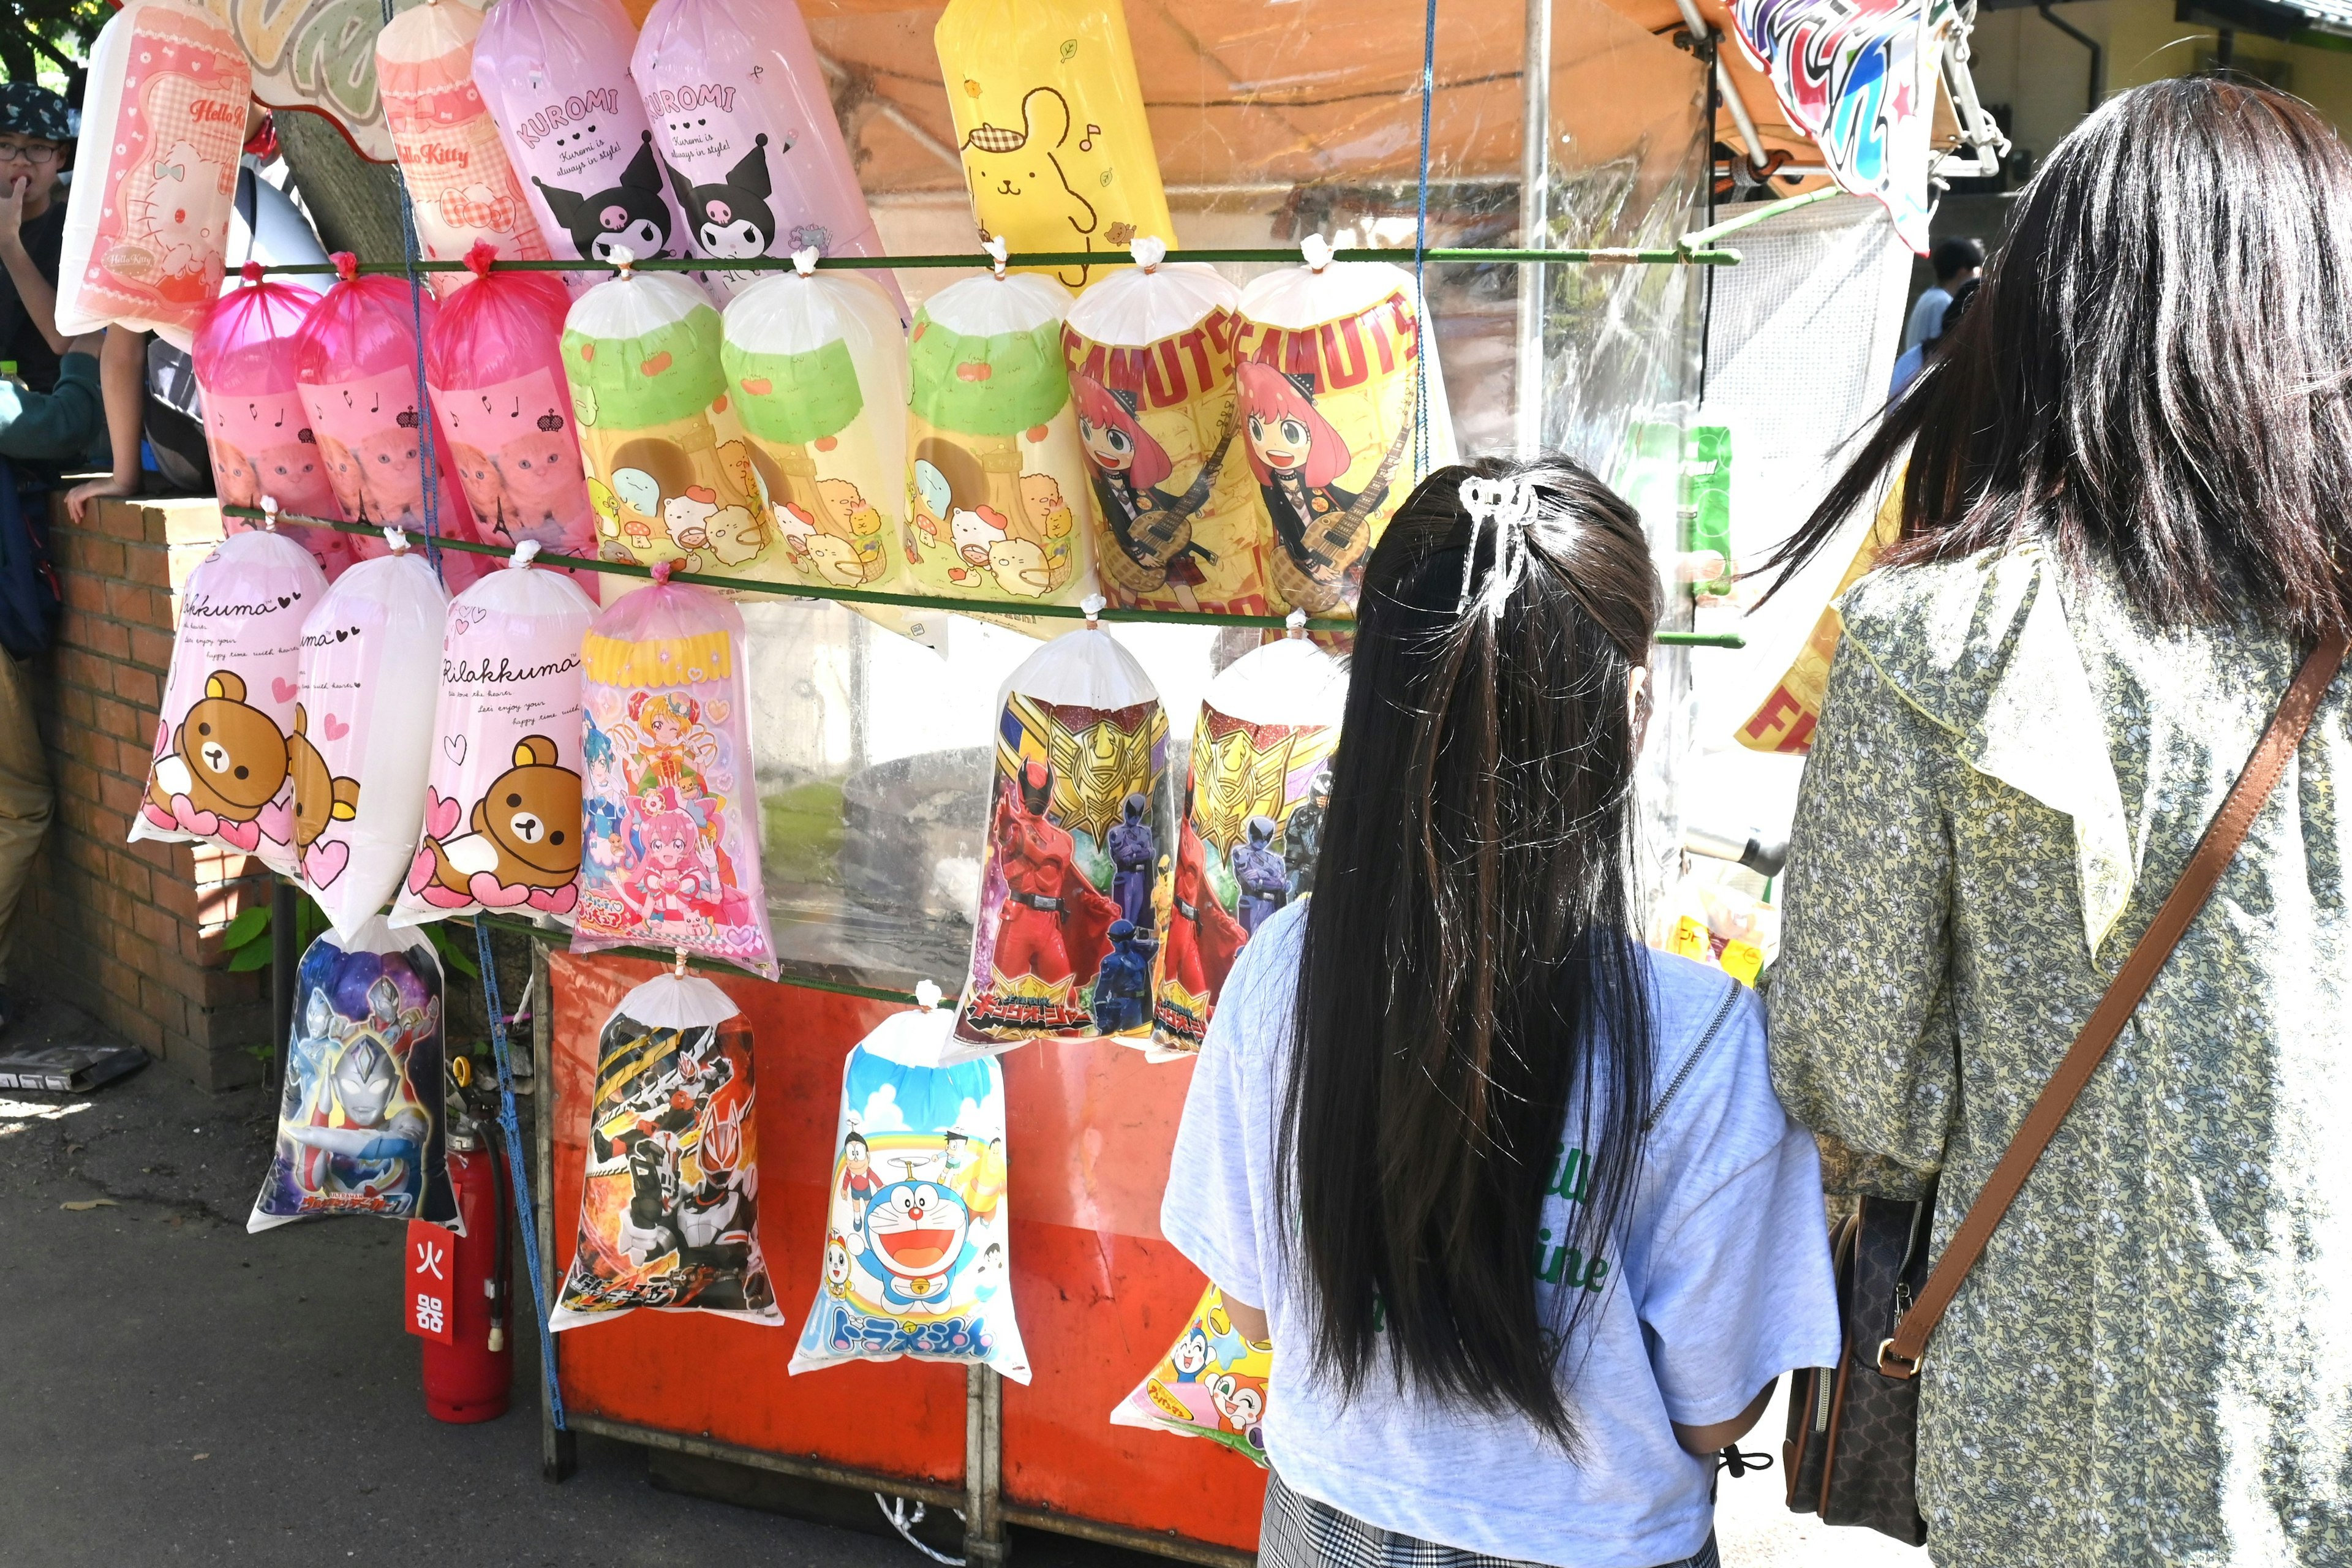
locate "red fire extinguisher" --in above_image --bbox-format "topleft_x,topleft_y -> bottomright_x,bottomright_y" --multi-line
418,1109 -> 513,1423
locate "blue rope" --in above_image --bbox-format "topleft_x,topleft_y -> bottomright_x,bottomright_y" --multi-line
1414,0 -> 1438,480
382,0 -> 443,578
475,918 -> 565,1431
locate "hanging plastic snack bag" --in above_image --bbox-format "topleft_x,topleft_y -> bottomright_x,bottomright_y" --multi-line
427,243 -> 601,563
571,579 -> 778,977
131,527 -> 329,875
475,0 -> 691,285
790,1007 -> 1028,1381
562,263 -> 777,586
1152,628 -> 1346,1052
933,0 -> 1171,296
375,0 -> 554,297
1063,241 -> 1268,616
54,0 -> 251,349
249,916 -> 455,1232
721,254 -> 910,594
630,0 -> 902,311
954,609 -> 1165,1050
394,543 -> 597,925
293,535 -> 450,938
293,255 -> 486,582
550,968 -> 779,1327
1109,1283 -> 1272,1464
190,265 -> 355,579
1234,238 -> 1458,617
905,251 -> 1095,607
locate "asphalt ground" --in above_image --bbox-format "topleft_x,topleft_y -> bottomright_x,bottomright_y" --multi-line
0,995 -> 1921,1568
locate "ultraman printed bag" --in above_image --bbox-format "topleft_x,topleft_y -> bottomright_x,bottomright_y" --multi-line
1109,1283 -> 1270,1465
249,917 -> 454,1231
790,1006 -> 1027,1382
549,971 -> 780,1327
394,545 -> 598,925
953,619 -> 1167,1051
131,527 -> 330,875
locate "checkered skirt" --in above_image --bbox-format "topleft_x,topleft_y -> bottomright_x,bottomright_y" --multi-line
1259,1469 -> 1719,1568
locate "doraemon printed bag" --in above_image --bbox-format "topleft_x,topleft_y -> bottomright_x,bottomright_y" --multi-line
1109,1282 -> 1270,1465
549,971 -> 781,1329
790,1007 -> 1028,1383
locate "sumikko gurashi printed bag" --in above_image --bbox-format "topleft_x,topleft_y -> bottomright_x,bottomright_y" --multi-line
549,969 -> 780,1327
570,578 -> 778,977
790,1005 -> 1027,1381
953,609 -> 1166,1050
1109,1283 -> 1270,1464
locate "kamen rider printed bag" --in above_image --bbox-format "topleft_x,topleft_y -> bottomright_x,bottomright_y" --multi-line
1110,1283 -> 1271,1464
54,0 -> 251,349
630,0 -> 900,309
1234,239 -> 1457,617
1063,241 -> 1266,616
561,264 -> 777,587
933,0 -> 1171,295
395,544 -> 598,925
293,537 -> 449,938
571,579 -> 778,977
375,0 -> 554,295
550,970 -> 780,1327
475,0 -> 690,285
954,613 -> 1166,1050
249,916 -> 454,1232
790,1006 -> 1028,1381
190,266 -> 353,578
905,255 -> 1094,607
132,527 -> 328,875
292,257 -> 485,583
426,243 -> 601,562
1152,630 -> 1346,1052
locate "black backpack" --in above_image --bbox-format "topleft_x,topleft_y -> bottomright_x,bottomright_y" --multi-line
0,464 -> 66,658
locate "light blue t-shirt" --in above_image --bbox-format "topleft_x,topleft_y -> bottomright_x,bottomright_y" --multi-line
1161,904 -> 1841,1568
1903,285 -> 1953,352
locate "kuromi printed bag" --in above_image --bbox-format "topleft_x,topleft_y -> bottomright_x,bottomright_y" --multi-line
790,1006 -> 1027,1382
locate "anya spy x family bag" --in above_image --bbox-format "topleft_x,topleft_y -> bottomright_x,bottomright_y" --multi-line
1784,633 -> 2347,1544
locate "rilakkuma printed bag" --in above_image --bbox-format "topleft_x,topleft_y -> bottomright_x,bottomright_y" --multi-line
1152,629 -> 1346,1052
1109,1283 -> 1270,1464
790,1006 -> 1027,1382
550,971 -> 780,1327
473,0 -> 690,283
375,0 -> 554,295
131,526 -> 330,875
570,579 -> 778,977
54,0 -> 251,349
190,266 -> 352,579
394,543 -> 598,925
292,537 -> 450,939
426,243 -> 601,563
954,612 -> 1167,1050
249,916 -> 456,1231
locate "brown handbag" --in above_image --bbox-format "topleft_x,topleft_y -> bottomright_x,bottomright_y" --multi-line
1782,632 -> 2348,1545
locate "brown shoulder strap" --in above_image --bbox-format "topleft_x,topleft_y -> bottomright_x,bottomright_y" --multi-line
1879,631 -> 2348,1379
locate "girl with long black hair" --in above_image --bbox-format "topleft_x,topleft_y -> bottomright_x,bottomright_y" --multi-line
1163,459 -> 1839,1568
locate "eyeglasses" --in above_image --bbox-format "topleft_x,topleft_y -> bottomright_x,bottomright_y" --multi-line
0,143 -> 62,166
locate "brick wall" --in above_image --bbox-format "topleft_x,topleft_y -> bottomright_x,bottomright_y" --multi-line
24,496 -> 273,1090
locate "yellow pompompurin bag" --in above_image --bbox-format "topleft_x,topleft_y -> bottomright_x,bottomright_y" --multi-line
933,0 -> 1173,294
1735,475 -> 1903,753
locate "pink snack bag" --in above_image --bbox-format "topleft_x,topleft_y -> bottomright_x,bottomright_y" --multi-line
190,264 -> 354,580
571,575 -> 776,978
426,243 -> 600,567
130,527 -> 330,875
54,0 -> 251,349
393,542 -> 598,926
629,0 -> 903,313
375,0 -> 554,298
293,254 -> 489,591
474,0 -> 691,289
